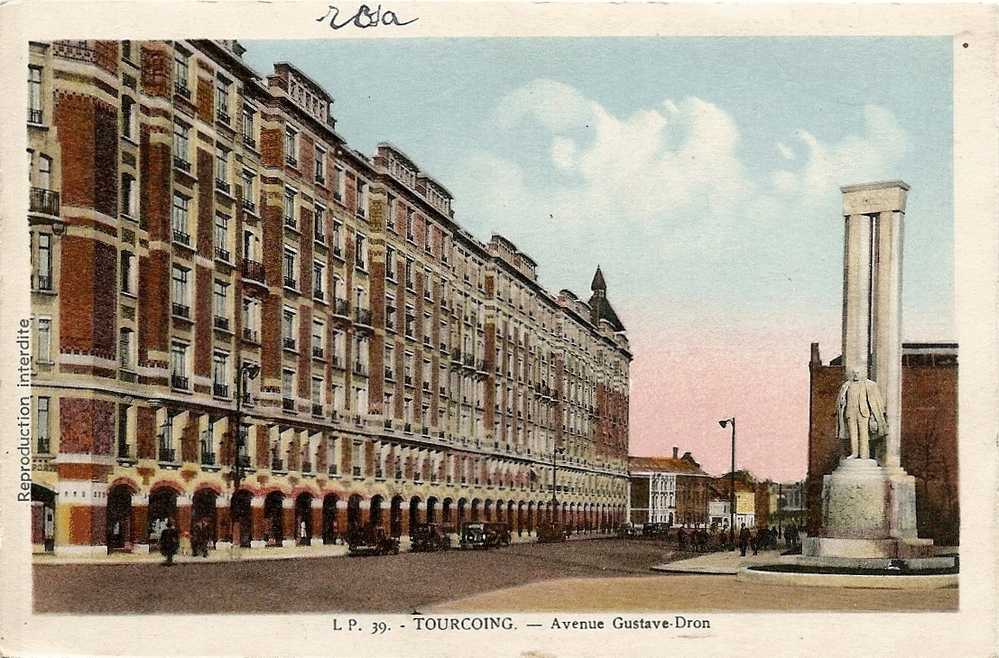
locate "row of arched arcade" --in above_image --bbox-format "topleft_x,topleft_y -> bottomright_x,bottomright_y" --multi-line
101,480 -> 627,551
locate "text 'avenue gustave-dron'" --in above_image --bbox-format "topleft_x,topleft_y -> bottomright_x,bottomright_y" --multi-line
27,39 -> 632,555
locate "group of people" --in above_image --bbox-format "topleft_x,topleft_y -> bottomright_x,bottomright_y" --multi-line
673,523 -> 803,555
156,516 -> 216,565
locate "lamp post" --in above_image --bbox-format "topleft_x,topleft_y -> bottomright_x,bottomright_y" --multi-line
718,417 -> 736,545
230,358 -> 260,546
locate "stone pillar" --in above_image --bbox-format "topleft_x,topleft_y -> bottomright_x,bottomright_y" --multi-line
841,213 -> 873,378
281,497 -> 296,547
311,498 -> 324,544
250,496 -> 266,548
873,209 -> 905,469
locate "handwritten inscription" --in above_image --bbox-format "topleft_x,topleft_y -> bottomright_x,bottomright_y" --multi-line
316,4 -> 419,30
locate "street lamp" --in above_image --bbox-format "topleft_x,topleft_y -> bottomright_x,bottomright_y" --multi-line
230,358 -> 260,546
718,417 -> 736,545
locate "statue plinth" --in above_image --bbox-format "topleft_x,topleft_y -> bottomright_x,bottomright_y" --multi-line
804,458 -> 932,559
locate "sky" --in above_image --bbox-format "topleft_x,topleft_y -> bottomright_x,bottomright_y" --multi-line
246,37 -> 953,482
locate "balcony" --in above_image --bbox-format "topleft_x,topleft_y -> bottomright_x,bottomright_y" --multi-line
403,422 -> 412,433
284,216 -> 298,231
314,229 -> 325,244
302,461 -> 313,473
283,336 -> 297,351
286,154 -> 298,168
28,108 -> 44,125
422,381 -> 430,392
174,81 -> 191,99
440,341 -> 448,352
214,246 -> 231,263
327,464 -> 338,476
283,276 -> 298,290
213,316 -> 230,332
172,302 -> 190,319
404,374 -> 413,386
332,244 -> 343,259
34,274 -> 53,291
423,335 -> 431,347
421,426 -> 430,437
242,327 -> 259,343
451,349 -> 461,362
311,404 -> 323,417
331,355 -> 344,369
315,174 -> 326,186
201,451 -> 216,466
352,361 -> 367,376
213,383 -> 229,398
29,187 -> 60,216
242,133 -> 257,150
173,156 -> 192,174
241,259 -> 264,283
172,229 -> 191,246
241,197 -> 257,215
313,288 -> 325,302
237,454 -> 252,468
383,418 -> 393,429
356,205 -> 367,218
384,367 -> 394,381
282,398 -> 295,412
158,447 -> 177,463
216,108 -> 231,125
215,179 -> 231,195
171,374 -> 190,390
352,466 -> 362,477
354,308 -> 372,326
271,457 -> 285,471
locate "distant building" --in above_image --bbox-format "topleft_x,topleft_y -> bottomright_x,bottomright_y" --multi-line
628,449 -> 711,526
807,342 -> 958,546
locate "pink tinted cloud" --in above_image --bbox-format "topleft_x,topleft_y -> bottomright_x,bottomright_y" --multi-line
627,325 -> 827,483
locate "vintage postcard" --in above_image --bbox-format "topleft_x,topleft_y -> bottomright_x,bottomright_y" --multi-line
0,1 -> 996,656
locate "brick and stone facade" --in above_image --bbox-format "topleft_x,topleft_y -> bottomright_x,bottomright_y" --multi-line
27,40 -> 632,555
627,449 -> 711,527
806,342 -> 958,547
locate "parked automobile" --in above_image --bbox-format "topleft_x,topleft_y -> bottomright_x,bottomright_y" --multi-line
642,522 -> 671,539
410,523 -> 453,552
536,522 -> 569,543
347,526 -> 400,556
617,523 -> 643,539
460,521 -> 511,549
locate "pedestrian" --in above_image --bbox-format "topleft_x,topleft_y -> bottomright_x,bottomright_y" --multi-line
738,524 -> 750,557
751,529 -> 759,556
198,517 -> 211,557
160,519 -> 180,566
676,527 -> 686,550
299,519 -> 308,546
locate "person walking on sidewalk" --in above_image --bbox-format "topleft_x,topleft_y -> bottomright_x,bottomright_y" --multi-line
160,519 -> 180,566
738,524 -> 750,557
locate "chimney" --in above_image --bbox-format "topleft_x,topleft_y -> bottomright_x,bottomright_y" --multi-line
672,446 -> 679,459
810,342 -> 822,366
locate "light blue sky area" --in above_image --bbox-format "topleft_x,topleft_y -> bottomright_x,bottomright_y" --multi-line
245,38 -> 954,347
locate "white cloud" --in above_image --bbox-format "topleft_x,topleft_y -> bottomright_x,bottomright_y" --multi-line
777,142 -> 795,160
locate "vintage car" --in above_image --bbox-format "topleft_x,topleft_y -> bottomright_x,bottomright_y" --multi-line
536,522 -> 569,543
642,522 -> 671,539
616,523 -> 643,539
347,526 -> 400,556
460,521 -> 511,549
410,523 -> 453,552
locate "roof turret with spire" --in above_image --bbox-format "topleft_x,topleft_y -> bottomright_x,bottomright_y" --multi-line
587,265 -> 625,332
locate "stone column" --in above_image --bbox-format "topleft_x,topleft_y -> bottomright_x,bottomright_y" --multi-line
873,209 -> 905,469
841,213 -> 874,377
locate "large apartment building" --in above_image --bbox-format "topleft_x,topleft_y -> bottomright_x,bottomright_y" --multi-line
26,40 -> 632,555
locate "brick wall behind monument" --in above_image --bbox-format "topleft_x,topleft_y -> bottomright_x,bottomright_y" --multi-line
806,361 -> 959,545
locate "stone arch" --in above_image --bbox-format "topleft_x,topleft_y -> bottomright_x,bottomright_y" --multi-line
457,498 -> 468,526
441,498 -> 453,526
295,492 -> 313,544
192,488 -> 218,549
264,490 -> 285,545
526,501 -> 535,533
507,500 -> 516,531
408,496 -> 422,534
231,488 -> 253,547
483,499 -> 493,522
426,496 -> 438,524
390,495 -> 404,537
370,494 -> 385,530
106,483 -> 133,551
347,494 -> 363,533
470,498 -> 481,522
322,493 -> 340,544
147,486 -> 178,546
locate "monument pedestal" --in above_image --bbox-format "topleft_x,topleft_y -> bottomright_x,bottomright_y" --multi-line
804,458 -> 935,560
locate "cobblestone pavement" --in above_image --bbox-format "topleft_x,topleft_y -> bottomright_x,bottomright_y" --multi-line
33,538 -> 687,614
33,539 -> 956,614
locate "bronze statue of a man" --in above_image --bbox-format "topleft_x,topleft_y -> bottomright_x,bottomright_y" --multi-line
836,367 -> 889,460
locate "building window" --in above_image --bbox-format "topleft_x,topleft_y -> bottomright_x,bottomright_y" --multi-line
121,96 -> 136,140
282,307 -> 297,350
36,318 -> 52,363
34,233 -> 52,290
241,106 -> 256,148
121,174 -> 136,218
171,193 -> 190,244
215,146 -> 230,192
283,248 -> 297,289
172,122 -> 190,169
355,233 -> 367,270
215,75 -> 231,124
283,188 -> 296,228
171,266 -> 190,317
242,297 -> 260,342
38,155 -> 52,190
332,220 -> 343,255
313,260 -> 325,299
284,126 -> 298,166
213,280 -> 229,327
314,204 -> 326,242
333,166 -> 345,200
356,180 -> 368,217
282,369 -> 295,405
406,211 -> 415,241
405,258 -> 414,290
120,251 -> 136,295
315,145 -> 326,184
118,327 -> 134,369
312,320 -> 324,358
312,377 -> 324,413
36,397 -> 50,453
170,342 -> 189,389
385,247 -> 396,280
27,66 -> 42,124
213,351 -> 230,397
405,305 -> 415,338
214,213 -> 230,262
241,169 -> 257,213
173,48 -> 190,94
385,293 -> 396,331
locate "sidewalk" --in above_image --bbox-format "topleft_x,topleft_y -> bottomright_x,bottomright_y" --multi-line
651,548 -> 784,574
32,531 -> 617,566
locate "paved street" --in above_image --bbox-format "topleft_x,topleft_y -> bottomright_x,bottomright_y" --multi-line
33,539 -> 957,614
